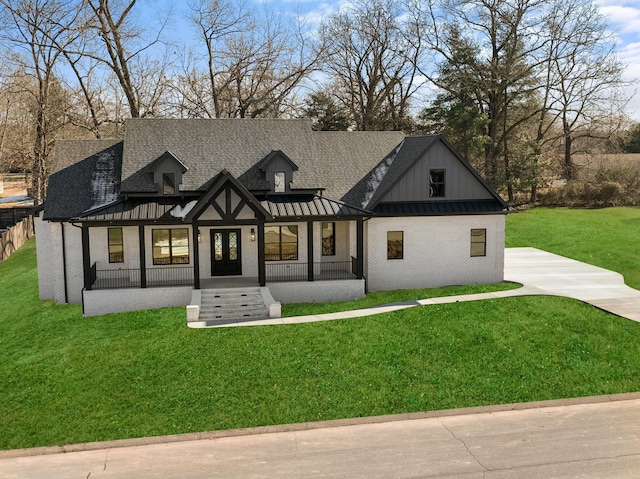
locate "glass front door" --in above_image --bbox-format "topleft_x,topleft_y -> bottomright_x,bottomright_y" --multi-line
211,229 -> 242,276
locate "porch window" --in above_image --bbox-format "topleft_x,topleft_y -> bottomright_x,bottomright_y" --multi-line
108,227 -> 124,263
387,231 -> 403,260
429,169 -> 445,197
265,225 -> 298,261
471,228 -> 487,257
152,228 -> 189,265
322,222 -> 335,256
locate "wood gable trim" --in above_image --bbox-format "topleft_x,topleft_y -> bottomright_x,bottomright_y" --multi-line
185,170 -> 273,223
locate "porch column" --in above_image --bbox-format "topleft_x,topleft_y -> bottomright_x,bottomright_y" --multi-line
307,220 -> 314,281
258,221 -> 266,286
192,223 -> 200,289
138,225 -> 147,288
81,224 -> 92,290
356,218 -> 364,279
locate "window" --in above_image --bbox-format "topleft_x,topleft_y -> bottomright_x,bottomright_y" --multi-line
274,171 -> 286,193
387,231 -> 403,260
163,173 -> 175,195
429,169 -> 445,197
322,222 -> 335,256
265,225 -> 298,261
108,227 -> 124,263
471,228 -> 487,257
152,228 -> 189,265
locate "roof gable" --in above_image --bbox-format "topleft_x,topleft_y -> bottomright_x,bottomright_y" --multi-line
365,135 -> 507,209
185,170 -> 272,222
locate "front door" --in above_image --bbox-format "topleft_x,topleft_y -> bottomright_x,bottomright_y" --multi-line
211,229 -> 242,276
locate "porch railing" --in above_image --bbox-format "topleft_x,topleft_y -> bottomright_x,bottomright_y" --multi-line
91,265 -> 193,290
266,260 -> 356,282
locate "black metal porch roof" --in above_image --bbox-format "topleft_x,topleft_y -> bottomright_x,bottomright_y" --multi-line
260,195 -> 371,219
374,200 -> 508,216
77,194 -> 370,223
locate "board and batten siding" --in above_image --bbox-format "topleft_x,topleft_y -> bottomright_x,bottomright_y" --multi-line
380,141 -> 494,203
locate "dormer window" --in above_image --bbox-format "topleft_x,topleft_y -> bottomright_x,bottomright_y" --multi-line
149,151 -> 188,196
163,173 -> 175,195
274,171 -> 286,193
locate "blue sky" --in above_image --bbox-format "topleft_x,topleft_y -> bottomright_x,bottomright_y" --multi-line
595,0 -> 640,120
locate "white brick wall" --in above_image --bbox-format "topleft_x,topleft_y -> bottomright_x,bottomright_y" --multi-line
83,286 -> 193,317
267,279 -> 365,304
34,217 -> 55,300
366,215 -> 505,291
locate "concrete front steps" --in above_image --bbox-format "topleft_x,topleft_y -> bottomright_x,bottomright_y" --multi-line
187,286 -> 281,328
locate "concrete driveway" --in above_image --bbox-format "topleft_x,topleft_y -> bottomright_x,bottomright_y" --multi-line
504,247 -> 640,322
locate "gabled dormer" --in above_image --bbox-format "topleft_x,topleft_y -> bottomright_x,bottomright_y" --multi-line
257,150 -> 299,194
149,151 -> 188,196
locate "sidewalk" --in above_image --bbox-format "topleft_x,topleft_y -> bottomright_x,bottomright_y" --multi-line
196,247 -> 640,327
3,393 -> 640,478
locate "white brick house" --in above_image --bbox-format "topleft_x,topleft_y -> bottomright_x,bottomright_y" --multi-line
35,119 -> 508,317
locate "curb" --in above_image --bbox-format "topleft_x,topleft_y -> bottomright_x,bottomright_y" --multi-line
3,391 -> 640,459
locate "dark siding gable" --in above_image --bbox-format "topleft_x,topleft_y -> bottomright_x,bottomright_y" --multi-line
368,136 -> 506,208
380,140 -> 494,202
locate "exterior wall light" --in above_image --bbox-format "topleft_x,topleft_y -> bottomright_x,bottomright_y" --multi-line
251,228 -> 256,241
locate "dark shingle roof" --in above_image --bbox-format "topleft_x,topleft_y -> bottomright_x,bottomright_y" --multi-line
119,119 -> 405,202
44,140 -> 122,220
120,119 -> 317,193
45,119 -> 506,222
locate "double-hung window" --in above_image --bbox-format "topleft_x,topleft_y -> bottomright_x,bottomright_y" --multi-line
387,231 -> 404,260
108,227 -> 124,263
265,225 -> 298,261
152,228 -> 189,265
470,228 -> 487,257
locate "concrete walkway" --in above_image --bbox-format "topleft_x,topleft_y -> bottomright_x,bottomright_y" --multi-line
206,247 -> 640,327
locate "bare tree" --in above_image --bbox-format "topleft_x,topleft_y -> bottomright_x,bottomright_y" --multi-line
83,0 -> 171,119
172,0 -> 321,119
541,0 -> 627,180
319,0 -> 424,131
0,0 -> 81,203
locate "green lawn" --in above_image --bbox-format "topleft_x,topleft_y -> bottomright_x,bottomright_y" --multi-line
1,208 -> 640,450
506,206 -> 640,289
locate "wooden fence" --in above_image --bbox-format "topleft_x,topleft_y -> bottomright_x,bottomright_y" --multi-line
1,216 -> 34,262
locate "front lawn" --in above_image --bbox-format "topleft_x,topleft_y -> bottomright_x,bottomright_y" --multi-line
2,231 -> 640,450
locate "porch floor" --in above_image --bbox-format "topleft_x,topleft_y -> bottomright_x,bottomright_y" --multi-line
200,277 -> 259,289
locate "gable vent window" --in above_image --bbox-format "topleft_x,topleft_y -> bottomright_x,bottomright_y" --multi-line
429,169 -> 445,198
163,173 -> 175,195
471,228 -> 487,257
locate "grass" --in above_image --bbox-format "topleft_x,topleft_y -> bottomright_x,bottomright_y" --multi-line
506,206 -> 640,289
2,207 -> 640,450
